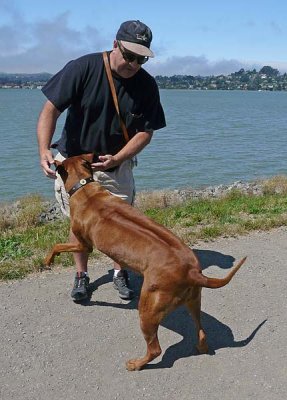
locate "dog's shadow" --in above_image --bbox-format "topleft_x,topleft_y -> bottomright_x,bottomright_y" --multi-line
193,248 -> 236,270
79,249 -> 266,369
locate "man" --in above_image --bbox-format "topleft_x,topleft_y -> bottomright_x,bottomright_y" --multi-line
37,20 -> 166,302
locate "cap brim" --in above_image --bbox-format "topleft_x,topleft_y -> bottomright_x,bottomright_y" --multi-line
120,41 -> 154,57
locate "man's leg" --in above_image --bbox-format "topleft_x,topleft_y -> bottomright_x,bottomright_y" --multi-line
70,230 -> 88,274
113,261 -> 134,300
54,153 -> 90,301
70,229 -> 90,301
94,161 -> 135,300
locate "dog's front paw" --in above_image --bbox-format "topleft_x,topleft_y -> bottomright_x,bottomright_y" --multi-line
39,263 -> 51,271
126,359 -> 142,371
196,343 -> 209,354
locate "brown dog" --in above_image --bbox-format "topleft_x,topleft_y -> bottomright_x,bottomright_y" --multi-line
45,153 -> 246,371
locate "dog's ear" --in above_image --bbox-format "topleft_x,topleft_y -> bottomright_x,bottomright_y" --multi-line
54,160 -> 68,181
54,160 -> 65,174
81,153 -> 94,164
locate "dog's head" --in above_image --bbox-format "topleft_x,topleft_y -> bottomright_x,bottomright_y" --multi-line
54,153 -> 94,191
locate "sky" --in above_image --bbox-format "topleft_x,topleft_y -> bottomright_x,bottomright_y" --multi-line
1,0 -> 286,76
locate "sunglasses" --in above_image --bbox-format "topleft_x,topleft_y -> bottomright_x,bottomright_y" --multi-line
117,41 -> 149,65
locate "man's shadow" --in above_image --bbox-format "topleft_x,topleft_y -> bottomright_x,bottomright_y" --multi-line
79,249 -> 266,369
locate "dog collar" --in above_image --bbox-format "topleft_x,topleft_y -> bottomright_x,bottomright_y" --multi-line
68,177 -> 95,197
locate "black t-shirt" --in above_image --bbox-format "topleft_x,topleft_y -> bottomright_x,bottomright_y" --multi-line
42,52 -> 166,157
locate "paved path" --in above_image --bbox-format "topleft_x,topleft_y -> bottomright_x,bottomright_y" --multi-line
1,228 -> 286,400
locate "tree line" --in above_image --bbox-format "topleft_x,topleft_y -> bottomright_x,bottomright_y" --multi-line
1,66 -> 287,91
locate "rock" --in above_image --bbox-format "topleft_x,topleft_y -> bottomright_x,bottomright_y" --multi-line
0,179 -> 266,226
38,202 -> 64,223
135,180 -> 265,210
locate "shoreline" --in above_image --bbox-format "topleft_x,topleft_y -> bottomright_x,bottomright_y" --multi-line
1,175 -> 287,282
39,179 -> 267,222
1,176 -> 285,224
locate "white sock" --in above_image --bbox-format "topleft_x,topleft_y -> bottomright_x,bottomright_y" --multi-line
114,269 -> 120,277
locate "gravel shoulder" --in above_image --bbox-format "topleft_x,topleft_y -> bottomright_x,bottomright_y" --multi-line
1,227 -> 286,400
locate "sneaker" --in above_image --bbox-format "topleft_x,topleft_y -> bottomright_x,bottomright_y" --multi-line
113,270 -> 134,300
71,272 -> 90,301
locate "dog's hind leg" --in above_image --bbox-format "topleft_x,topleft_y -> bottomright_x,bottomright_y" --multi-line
126,287 -> 174,371
185,288 -> 209,354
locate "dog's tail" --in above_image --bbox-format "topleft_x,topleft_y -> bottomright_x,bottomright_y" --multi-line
190,256 -> 247,289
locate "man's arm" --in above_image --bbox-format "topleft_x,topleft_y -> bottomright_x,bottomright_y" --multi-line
91,131 -> 153,171
37,100 -> 61,178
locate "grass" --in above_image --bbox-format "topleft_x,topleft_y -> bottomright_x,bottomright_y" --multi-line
145,189 -> 287,242
0,195 -> 74,280
1,176 -> 287,281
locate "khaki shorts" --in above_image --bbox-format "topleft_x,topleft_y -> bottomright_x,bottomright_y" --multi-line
54,153 -> 135,217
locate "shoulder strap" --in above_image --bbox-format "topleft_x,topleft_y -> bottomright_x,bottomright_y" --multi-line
103,51 -> 130,143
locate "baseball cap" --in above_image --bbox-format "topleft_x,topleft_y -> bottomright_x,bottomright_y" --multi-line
116,20 -> 154,57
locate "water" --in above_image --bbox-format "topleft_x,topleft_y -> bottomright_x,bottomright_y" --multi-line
1,89 -> 287,202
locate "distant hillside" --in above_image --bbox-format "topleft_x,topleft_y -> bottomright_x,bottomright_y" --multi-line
155,66 -> 287,91
0,72 -> 52,85
1,66 -> 287,91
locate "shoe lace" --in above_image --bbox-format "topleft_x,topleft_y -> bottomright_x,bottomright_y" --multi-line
75,276 -> 87,288
116,275 -> 129,288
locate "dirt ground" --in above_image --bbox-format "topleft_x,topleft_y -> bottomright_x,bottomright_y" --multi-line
1,227 -> 286,400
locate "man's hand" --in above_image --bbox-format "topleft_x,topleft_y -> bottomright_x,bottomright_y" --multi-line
91,155 -> 120,171
40,150 -> 56,179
